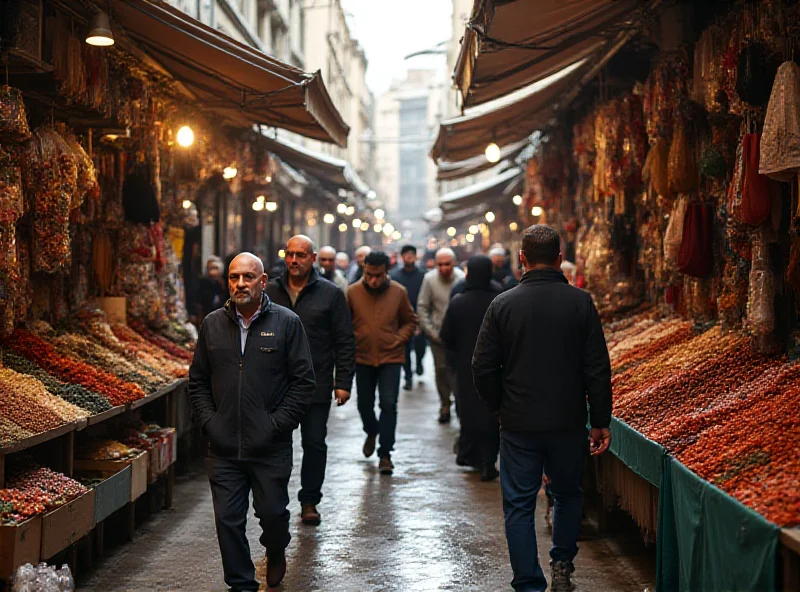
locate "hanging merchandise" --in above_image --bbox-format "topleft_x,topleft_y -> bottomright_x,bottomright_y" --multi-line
736,41 -> 778,108
664,195 -> 689,262
678,200 -> 714,278
740,132 -> 772,226
668,123 -> 698,194
0,86 -> 31,143
747,230 -> 775,337
760,61 -> 800,181
699,146 -> 728,180
643,138 -> 671,197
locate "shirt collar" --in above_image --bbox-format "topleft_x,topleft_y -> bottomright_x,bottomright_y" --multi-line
234,293 -> 269,327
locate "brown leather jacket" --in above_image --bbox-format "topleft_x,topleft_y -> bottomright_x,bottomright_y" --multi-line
347,279 -> 417,367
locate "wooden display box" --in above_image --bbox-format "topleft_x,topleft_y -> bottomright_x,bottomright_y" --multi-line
76,465 -> 132,524
41,490 -> 96,559
0,516 -> 42,579
74,451 -> 148,502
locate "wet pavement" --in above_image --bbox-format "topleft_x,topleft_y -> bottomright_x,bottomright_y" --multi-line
78,358 -> 655,591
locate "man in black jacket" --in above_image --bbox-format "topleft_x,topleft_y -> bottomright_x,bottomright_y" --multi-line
189,252 -> 315,592
266,235 -> 355,526
390,244 -> 426,390
472,225 -> 612,592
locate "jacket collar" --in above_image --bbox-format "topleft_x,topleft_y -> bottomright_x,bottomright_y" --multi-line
224,291 -> 271,323
276,269 -> 319,292
520,267 -> 568,286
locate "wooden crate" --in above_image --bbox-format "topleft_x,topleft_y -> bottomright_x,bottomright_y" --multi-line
0,516 -> 42,579
40,490 -> 95,559
74,451 -> 148,502
76,465 -> 132,524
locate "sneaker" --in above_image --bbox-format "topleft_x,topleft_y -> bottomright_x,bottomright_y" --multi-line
363,434 -> 377,458
379,456 -> 394,475
550,560 -> 574,592
300,503 -> 321,526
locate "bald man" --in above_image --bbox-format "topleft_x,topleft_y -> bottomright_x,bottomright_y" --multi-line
418,248 -> 465,423
266,236 -> 355,525
189,252 -> 315,590
348,245 -> 372,284
318,245 -> 348,292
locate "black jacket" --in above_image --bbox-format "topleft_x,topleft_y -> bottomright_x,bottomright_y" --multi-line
188,294 -> 315,460
390,266 -> 425,310
266,271 -> 355,403
472,267 -> 612,433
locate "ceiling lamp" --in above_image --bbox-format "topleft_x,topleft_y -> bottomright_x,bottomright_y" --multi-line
512,194 -> 523,206
345,206 -> 355,216
338,223 -> 348,232
485,211 -> 496,223
176,125 -> 194,148
181,200 -> 192,210
531,206 -> 544,217
446,227 -> 456,237
323,213 -> 335,224
509,222 -> 519,231
265,201 -> 278,212
485,142 -> 501,164
337,203 -> 347,214
223,166 -> 237,180
466,233 -> 475,243
352,218 -> 362,228
86,10 -> 114,47
374,208 -> 385,220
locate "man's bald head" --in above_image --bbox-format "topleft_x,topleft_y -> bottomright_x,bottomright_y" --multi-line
319,246 -> 336,258
435,248 -> 456,281
228,252 -> 267,311
287,234 -> 316,254
285,235 -> 317,281
355,245 -> 371,268
230,252 -> 264,275
318,246 -> 337,275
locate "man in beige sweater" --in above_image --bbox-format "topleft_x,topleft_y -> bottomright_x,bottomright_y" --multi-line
347,251 -> 417,474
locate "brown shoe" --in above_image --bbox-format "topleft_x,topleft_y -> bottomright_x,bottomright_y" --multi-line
379,456 -> 394,475
363,433 -> 377,458
266,549 -> 287,588
301,503 -> 321,526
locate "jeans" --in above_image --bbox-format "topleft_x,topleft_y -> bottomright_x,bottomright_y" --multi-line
403,334 -> 427,382
298,402 -> 332,506
499,429 -> 586,592
356,363 -> 401,458
206,453 -> 292,591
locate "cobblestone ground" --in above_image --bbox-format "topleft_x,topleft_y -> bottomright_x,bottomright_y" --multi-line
78,358 -> 655,592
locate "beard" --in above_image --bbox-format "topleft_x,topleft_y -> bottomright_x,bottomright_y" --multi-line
232,293 -> 253,305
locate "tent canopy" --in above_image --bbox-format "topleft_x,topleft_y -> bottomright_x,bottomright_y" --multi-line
111,0 -> 349,146
436,139 -> 529,181
454,0 -> 642,107
439,167 -> 521,212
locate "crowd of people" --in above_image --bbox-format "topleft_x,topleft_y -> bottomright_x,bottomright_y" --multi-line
187,226 -> 612,592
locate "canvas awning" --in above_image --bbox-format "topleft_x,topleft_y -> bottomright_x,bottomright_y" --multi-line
110,0 -> 349,146
439,167 -> 521,212
436,139 -> 528,181
432,59 -> 585,164
454,0 -> 644,107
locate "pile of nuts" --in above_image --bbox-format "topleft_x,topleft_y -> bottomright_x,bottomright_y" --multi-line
0,416 -> 33,448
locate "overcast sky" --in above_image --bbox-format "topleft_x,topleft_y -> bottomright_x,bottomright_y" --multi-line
340,0 -> 452,95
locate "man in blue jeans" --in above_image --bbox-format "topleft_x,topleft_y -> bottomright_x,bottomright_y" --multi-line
472,225 -> 612,592
347,251 -> 416,474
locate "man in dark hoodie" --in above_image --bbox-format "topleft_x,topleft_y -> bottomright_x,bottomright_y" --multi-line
472,225 -> 612,592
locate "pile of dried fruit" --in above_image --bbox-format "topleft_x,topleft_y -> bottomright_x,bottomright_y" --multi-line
7,466 -> 88,511
76,439 -> 140,460
0,416 -> 33,448
0,489 -> 47,525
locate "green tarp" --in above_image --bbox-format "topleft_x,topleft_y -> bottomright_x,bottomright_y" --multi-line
609,417 -> 664,487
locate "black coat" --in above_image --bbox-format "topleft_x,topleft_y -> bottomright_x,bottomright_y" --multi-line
188,295 -> 315,460
266,271 -> 355,403
472,267 -> 612,433
390,266 -> 425,309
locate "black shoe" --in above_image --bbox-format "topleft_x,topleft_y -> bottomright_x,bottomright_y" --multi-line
266,549 -> 287,588
416,364 -> 424,376
550,560 -> 575,592
403,379 -> 412,391
479,464 -> 499,482
363,433 -> 377,458
438,411 -> 451,424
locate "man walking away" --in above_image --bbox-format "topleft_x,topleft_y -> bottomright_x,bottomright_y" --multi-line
318,245 -> 349,292
489,246 -> 519,291
390,244 -> 426,390
348,245 -> 371,284
347,251 -> 416,475
266,236 -> 355,527
418,248 -> 464,423
472,225 -> 612,592
189,252 -> 315,591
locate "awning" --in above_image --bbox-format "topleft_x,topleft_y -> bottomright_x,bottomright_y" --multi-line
432,59 -> 585,164
261,133 -> 371,197
439,167 -> 521,212
454,0 -> 643,107
437,139 -> 528,181
110,0 -> 349,146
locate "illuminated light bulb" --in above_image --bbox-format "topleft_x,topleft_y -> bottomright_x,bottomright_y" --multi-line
352,218 -> 362,228
265,201 -> 278,212
176,126 -> 194,147
383,223 -> 395,236
86,10 -> 114,46
512,194 -> 523,206
278,249 -> 286,258
338,223 -> 348,232
466,233 -> 475,243
265,175 -> 272,183
374,223 -> 383,233
485,142 -> 501,163
307,217 -> 317,226
509,222 -> 518,231
256,195 -> 266,203
252,201 -> 264,211
374,209 -> 385,220
392,231 -> 402,240
223,166 -> 237,179
469,225 -> 479,235
485,211 -> 496,223
531,206 -> 544,217
361,222 -> 370,231
182,199 -> 192,210
446,227 -> 457,237
323,213 -> 335,224
346,206 -> 355,216
337,203 -> 347,214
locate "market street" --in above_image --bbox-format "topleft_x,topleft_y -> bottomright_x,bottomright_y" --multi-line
77,360 -> 654,592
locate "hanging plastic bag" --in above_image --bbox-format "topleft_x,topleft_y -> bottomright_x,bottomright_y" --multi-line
678,200 -> 714,278
664,195 -> 688,262
0,85 -> 31,142
740,132 -> 771,226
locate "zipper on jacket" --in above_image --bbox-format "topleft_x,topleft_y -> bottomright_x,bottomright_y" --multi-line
237,354 -> 243,460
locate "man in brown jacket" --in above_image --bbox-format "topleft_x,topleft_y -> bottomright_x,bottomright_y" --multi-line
347,251 -> 416,474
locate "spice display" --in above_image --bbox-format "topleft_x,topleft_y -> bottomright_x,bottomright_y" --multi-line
0,367 -> 89,423
7,465 -> 89,512
76,440 -> 140,461
110,323 -> 190,376
128,320 -> 194,362
0,85 -> 31,143
0,489 -> 46,525
0,416 -> 34,448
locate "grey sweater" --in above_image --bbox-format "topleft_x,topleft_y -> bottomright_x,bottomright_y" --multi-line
418,267 -> 465,342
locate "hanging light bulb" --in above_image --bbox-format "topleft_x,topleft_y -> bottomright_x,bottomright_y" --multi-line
256,195 -> 266,203
352,218 -> 362,228
509,222 -> 519,231
265,201 -> 278,212
391,231 -> 402,240
176,125 -> 194,148
485,211 -> 496,223
512,194 -> 523,206
278,249 -> 286,258
485,142 -> 501,163
223,166 -> 237,180
86,10 -> 114,47
345,206 -> 355,216
469,225 -> 479,235
374,223 -> 383,233
531,206 -> 544,217
338,223 -> 348,232
466,233 -> 475,243
337,203 -> 347,214
265,174 -> 272,183
374,208 -> 385,220
383,223 -> 395,236
252,200 -> 264,211
360,222 -> 369,231
182,199 -> 192,210
446,227 -> 456,237
323,213 -> 335,224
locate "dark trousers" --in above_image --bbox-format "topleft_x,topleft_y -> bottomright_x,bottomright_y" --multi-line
430,343 -> 456,410
206,452 -> 292,591
403,334 -> 427,381
356,363 -> 401,458
298,402 -> 332,506
499,429 -> 586,592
